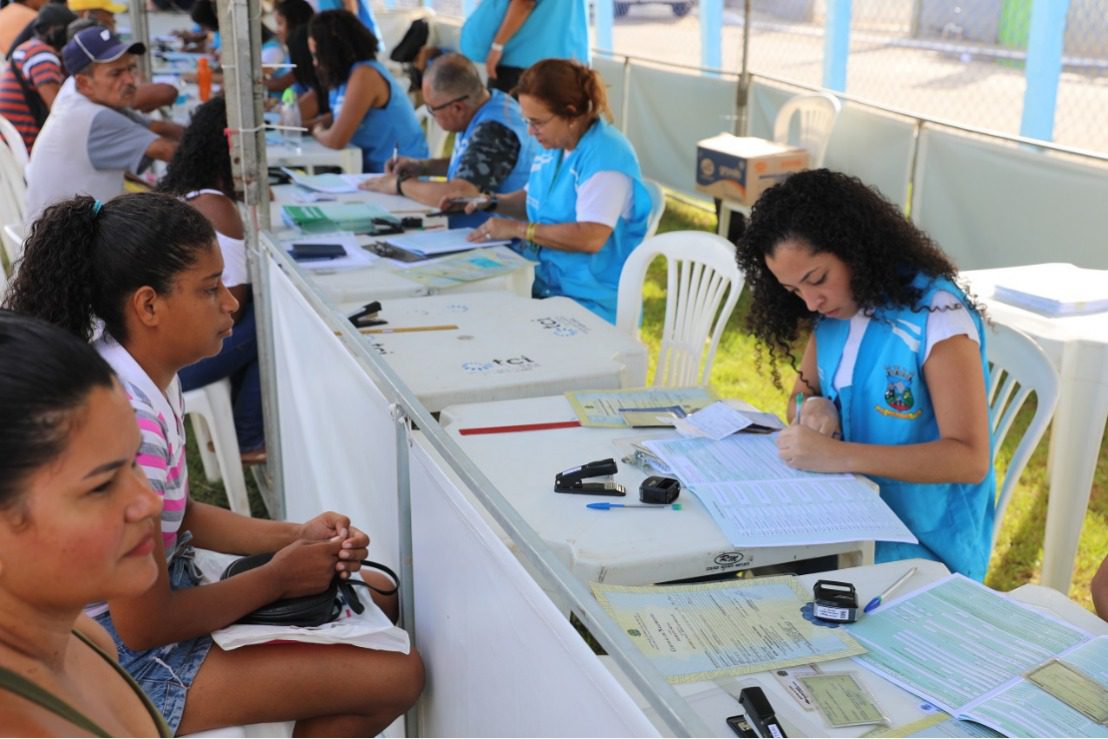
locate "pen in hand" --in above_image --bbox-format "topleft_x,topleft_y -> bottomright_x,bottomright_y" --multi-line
794,392 -> 804,425
390,141 -> 399,173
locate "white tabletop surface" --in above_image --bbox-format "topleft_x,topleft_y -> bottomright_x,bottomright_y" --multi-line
266,185 -> 534,302
352,296 -> 647,413
266,137 -> 363,174
438,394 -> 875,585
609,558 -> 1108,737
963,264 -> 1108,593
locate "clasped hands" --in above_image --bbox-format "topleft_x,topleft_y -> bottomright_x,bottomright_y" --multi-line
777,396 -> 845,473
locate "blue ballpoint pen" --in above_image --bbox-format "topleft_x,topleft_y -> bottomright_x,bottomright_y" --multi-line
863,566 -> 918,613
586,502 -> 682,511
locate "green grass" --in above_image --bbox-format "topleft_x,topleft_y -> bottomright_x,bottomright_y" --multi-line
190,191 -> 1108,611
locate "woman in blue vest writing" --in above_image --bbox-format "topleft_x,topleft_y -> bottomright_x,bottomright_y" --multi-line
736,169 -> 996,580
308,10 -> 427,172
465,59 -> 652,324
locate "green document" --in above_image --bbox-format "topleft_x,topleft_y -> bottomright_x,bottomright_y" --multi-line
799,672 -> 885,727
1026,660 -> 1108,724
391,248 -> 529,288
591,576 -> 865,684
282,203 -> 395,233
565,387 -> 718,428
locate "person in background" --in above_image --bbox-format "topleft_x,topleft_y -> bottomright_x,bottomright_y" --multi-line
65,16 -> 181,113
5,192 -> 425,737
308,9 -> 427,172
736,168 -> 995,580
1093,555 -> 1108,620
0,311 -> 171,737
0,0 -> 44,56
0,3 -> 74,151
274,0 -> 330,123
25,25 -> 179,224
361,52 -> 535,229
459,0 -> 588,94
158,96 -> 266,465
464,58 -> 651,324
69,0 -> 122,32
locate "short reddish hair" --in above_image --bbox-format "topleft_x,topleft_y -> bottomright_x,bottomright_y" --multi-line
514,58 -> 611,125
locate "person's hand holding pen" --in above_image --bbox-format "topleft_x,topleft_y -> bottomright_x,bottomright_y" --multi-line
793,393 -> 842,437
777,393 -> 844,472
382,155 -> 421,179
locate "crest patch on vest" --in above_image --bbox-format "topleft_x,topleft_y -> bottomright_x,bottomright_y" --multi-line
875,365 -> 922,419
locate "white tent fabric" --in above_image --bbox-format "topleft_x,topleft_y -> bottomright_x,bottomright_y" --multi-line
410,440 -> 660,738
912,127 -> 1108,270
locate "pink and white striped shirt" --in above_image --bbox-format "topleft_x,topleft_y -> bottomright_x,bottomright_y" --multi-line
95,335 -> 188,558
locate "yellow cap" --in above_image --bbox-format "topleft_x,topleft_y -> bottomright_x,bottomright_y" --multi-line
68,0 -> 129,14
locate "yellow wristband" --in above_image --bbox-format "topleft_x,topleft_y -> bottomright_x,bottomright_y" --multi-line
525,222 -> 537,243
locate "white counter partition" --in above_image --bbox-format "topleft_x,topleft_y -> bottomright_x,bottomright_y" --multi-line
267,256 -> 403,569
912,126 -> 1108,270
260,235 -> 712,736
409,441 -> 662,738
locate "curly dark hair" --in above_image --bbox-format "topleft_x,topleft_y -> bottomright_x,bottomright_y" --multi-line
308,10 -> 379,90
158,96 -> 234,199
736,168 -> 976,389
3,193 -> 216,344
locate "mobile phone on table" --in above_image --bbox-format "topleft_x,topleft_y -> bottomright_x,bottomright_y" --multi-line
290,242 -> 345,261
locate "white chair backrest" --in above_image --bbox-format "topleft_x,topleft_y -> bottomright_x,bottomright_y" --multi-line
985,322 -> 1059,549
415,104 -> 450,160
772,92 -> 841,169
616,231 -> 744,387
643,178 -> 665,240
0,114 -> 28,171
0,141 -> 26,229
3,222 -> 25,274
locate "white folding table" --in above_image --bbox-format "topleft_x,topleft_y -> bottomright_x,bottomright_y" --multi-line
350,296 -> 648,413
963,265 -> 1108,593
437,394 -> 875,586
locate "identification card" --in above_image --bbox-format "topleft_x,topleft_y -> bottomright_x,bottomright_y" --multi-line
771,665 -> 821,711
799,672 -> 886,728
1026,659 -> 1108,724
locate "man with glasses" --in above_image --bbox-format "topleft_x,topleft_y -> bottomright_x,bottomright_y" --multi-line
360,52 -> 535,228
25,25 -> 178,224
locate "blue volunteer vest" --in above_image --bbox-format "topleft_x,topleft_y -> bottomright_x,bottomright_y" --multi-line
519,119 -> 651,324
447,90 -> 536,229
814,274 -> 996,580
460,0 -> 589,67
330,60 -> 428,172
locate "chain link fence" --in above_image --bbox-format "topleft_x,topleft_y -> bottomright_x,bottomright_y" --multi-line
409,1 -> 1108,154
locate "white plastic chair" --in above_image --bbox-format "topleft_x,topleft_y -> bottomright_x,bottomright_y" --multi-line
643,178 -> 666,240
414,104 -> 450,160
0,138 -> 26,230
985,323 -> 1060,550
718,92 -> 841,238
616,231 -> 744,387
3,222 -> 24,270
0,114 -> 28,171
183,378 -> 252,517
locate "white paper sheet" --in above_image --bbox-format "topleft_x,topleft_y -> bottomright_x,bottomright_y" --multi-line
382,228 -> 511,256
676,401 -> 754,439
282,232 -> 376,270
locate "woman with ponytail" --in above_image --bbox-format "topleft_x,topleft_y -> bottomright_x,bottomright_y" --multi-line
4,192 -> 423,737
463,58 -> 652,324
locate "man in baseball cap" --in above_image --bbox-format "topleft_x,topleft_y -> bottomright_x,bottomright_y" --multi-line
25,25 -> 178,223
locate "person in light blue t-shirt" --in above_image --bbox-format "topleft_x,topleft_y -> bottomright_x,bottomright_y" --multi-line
464,59 -> 651,324
307,10 -> 427,172
735,169 -> 997,581
460,0 -> 589,94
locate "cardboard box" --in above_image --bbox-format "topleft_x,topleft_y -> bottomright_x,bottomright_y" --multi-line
695,134 -> 809,205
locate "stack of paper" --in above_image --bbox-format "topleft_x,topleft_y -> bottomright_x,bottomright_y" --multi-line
993,263 -> 1108,317
282,202 -> 396,234
380,228 -> 510,257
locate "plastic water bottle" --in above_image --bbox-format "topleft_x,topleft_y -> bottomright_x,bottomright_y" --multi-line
196,56 -> 212,102
279,87 -> 302,151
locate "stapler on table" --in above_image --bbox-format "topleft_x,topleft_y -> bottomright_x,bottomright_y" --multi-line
554,458 -> 626,496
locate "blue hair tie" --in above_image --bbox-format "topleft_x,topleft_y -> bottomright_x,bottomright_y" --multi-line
92,199 -> 103,216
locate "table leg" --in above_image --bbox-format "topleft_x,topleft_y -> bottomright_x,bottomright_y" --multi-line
1039,339 -> 1108,593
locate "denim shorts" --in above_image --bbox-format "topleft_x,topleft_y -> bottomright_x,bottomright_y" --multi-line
95,537 -> 214,734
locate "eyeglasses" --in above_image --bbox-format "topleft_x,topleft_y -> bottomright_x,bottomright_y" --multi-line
525,114 -> 557,131
427,94 -> 468,113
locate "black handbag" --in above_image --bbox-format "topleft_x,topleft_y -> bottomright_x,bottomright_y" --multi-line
220,552 -> 399,628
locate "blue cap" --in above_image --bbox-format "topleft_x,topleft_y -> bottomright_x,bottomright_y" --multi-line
63,25 -> 145,76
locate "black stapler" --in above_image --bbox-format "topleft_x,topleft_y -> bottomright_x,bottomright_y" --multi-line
554,458 -> 626,496
348,301 -> 386,328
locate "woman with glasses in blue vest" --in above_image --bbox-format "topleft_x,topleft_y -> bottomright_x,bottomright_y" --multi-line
465,59 -> 651,324
736,169 -> 996,581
